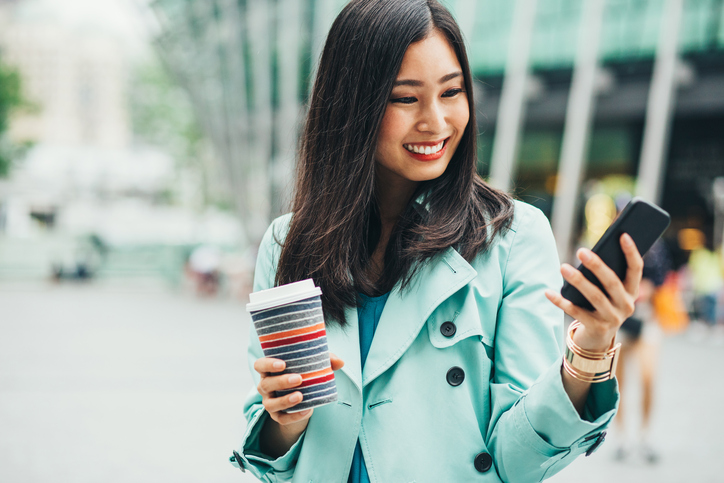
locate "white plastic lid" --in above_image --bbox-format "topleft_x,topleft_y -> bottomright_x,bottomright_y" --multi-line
246,279 -> 322,312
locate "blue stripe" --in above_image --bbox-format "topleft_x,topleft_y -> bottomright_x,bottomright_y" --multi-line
286,394 -> 338,412
255,315 -> 324,334
277,380 -> 337,397
301,386 -> 338,399
280,352 -> 330,365
263,340 -> 328,357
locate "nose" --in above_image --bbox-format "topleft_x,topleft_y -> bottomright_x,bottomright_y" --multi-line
416,100 -> 446,134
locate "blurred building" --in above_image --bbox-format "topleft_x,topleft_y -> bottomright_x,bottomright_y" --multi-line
0,0 -> 146,244
0,0 -> 245,282
0,0 -> 22,25
471,0 -> 724,259
1,7 -> 130,148
150,0 -> 724,258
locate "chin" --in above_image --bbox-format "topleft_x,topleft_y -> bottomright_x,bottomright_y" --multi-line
410,167 -> 448,183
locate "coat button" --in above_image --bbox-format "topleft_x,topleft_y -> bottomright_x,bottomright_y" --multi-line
446,366 -> 465,386
440,321 -> 456,337
585,431 -> 607,457
231,451 -> 246,472
474,452 -> 493,473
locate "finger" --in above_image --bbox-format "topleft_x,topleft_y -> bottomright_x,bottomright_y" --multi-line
329,352 -> 345,371
263,391 -> 305,413
273,408 -> 313,426
560,263 -> 616,319
253,358 -> 286,377
620,233 -> 644,295
258,373 -> 302,396
545,289 -> 594,323
546,290 -> 618,342
576,248 -> 630,312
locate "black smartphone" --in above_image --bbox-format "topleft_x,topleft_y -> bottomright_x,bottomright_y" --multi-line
560,197 -> 671,311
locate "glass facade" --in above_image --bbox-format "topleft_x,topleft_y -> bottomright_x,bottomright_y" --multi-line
448,0 -> 724,76
151,0 -> 724,247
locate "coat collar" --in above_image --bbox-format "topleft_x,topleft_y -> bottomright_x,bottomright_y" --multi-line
326,246 -> 478,393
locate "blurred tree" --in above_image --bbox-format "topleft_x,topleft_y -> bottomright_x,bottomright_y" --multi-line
130,61 -> 200,161
129,60 -> 229,208
0,58 -> 23,177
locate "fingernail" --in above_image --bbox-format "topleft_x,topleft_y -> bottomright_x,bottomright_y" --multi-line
288,375 -> 302,384
561,264 -> 574,276
273,361 -> 284,371
622,233 -> 633,245
289,393 -> 302,403
299,410 -> 311,416
578,249 -> 591,262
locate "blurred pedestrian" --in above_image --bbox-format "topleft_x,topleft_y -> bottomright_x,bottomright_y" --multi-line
187,244 -> 221,297
688,239 -> 723,328
230,1 -> 643,482
613,240 -> 671,464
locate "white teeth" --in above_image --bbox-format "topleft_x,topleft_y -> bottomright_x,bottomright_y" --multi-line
404,141 -> 445,155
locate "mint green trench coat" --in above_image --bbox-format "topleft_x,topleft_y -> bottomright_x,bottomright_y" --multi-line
231,200 -> 619,483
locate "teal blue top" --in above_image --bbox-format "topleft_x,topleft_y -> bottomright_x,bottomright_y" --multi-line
348,292 -> 390,483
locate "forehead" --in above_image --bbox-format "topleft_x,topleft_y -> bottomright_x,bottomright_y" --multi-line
396,30 -> 462,81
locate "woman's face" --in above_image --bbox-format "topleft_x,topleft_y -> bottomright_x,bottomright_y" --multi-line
374,29 -> 469,194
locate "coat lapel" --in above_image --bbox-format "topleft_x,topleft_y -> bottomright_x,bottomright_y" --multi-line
361,247 -> 477,387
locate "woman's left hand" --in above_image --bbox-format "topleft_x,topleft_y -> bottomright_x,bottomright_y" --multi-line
545,233 -> 644,352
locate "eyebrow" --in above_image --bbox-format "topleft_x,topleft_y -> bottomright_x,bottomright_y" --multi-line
393,71 -> 463,87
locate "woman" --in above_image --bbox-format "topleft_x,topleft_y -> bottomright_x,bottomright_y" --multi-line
231,1 -> 642,481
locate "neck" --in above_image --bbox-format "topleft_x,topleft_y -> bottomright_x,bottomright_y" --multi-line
368,173 -> 418,283
375,176 -> 418,228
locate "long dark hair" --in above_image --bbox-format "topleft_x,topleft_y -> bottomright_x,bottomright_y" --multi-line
275,0 -> 513,326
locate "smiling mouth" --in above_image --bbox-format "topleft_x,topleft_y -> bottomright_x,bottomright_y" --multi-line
403,138 -> 448,155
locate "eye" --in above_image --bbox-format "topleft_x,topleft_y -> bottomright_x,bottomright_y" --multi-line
390,96 -> 417,104
442,88 -> 464,98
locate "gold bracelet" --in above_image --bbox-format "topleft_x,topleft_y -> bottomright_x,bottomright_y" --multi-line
563,321 -> 620,383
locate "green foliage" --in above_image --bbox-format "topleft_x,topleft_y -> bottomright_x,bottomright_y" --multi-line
129,60 -> 214,205
129,59 -> 240,210
0,60 -> 25,177
129,61 -> 204,168
0,61 -> 22,133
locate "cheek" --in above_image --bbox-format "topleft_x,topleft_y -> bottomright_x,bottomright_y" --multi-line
453,101 -> 470,132
377,109 -> 408,148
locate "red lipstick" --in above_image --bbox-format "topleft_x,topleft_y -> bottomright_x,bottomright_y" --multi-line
403,138 -> 449,161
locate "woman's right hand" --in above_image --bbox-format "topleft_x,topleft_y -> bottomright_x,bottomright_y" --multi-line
254,357 -> 314,426
254,353 -> 344,457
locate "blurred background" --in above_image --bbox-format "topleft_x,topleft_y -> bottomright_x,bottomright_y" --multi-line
0,0 -> 722,482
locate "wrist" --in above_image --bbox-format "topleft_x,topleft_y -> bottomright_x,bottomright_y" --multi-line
260,415 -> 307,458
563,321 -> 620,384
571,322 -> 616,352
278,418 -> 308,441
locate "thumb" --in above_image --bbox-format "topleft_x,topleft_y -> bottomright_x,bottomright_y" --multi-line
329,352 -> 345,371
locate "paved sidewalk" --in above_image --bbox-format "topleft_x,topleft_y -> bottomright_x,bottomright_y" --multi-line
0,282 -> 259,483
549,326 -> 723,483
1,283 -> 720,482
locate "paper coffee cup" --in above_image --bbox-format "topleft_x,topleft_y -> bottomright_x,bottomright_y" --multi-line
247,279 -> 337,413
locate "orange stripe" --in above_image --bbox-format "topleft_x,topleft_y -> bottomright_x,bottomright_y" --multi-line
258,323 -> 326,343
300,367 -> 333,381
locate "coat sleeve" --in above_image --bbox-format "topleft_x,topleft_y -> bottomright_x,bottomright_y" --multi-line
229,216 -> 305,482
485,204 -> 619,482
